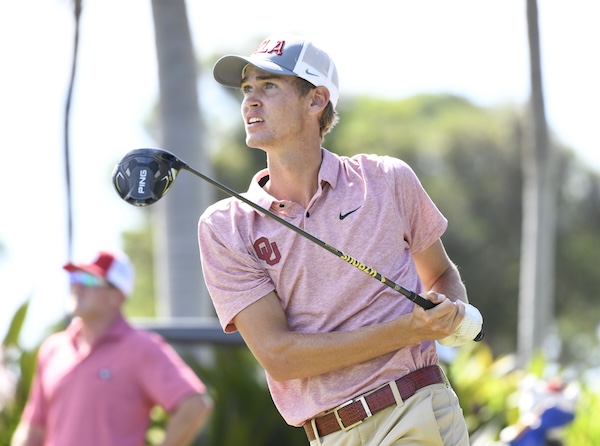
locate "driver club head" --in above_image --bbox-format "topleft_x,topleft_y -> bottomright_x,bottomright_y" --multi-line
112,148 -> 186,206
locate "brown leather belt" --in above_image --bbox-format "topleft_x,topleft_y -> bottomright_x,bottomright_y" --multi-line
303,365 -> 445,441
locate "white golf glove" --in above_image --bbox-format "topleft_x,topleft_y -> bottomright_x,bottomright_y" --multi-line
438,303 -> 483,347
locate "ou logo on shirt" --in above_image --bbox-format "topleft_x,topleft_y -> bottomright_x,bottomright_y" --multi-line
254,237 -> 281,265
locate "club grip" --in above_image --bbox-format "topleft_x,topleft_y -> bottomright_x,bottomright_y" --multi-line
411,292 -> 436,309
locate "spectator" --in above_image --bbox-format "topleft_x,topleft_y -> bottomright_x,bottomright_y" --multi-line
11,249 -> 212,446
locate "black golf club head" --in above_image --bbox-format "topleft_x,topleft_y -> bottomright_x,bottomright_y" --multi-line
112,148 -> 186,206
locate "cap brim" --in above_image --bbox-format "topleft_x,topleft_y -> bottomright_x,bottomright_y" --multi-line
213,55 -> 296,88
63,262 -> 104,278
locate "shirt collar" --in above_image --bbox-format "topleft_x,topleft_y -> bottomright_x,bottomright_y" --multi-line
246,148 -> 340,208
318,147 -> 340,189
66,314 -> 133,345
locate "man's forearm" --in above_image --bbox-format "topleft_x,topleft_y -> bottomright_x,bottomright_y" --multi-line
160,393 -> 213,446
428,264 -> 468,304
10,422 -> 44,446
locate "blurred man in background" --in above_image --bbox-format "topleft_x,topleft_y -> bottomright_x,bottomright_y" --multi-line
11,249 -> 213,446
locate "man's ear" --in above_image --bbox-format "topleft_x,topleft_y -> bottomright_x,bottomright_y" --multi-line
309,86 -> 330,112
110,288 -> 127,307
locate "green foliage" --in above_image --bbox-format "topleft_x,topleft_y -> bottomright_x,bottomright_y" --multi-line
553,164 -> 600,362
191,347 -> 306,446
445,344 -> 600,445
211,128 -> 265,196
3,300 -> 29,348
0,300 -> 39,445
445,343 -> 523,436
122,221 -> 157,318
331,94 -> 497,158
563,385 -> 600,444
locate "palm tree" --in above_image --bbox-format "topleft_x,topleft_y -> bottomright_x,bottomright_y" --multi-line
150,0 -> 214,318
518,0 -> 558,366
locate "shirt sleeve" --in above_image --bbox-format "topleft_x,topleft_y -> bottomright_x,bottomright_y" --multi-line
198,206 -> 276,333
384,156 -> 447,254
134,332 -> 206,413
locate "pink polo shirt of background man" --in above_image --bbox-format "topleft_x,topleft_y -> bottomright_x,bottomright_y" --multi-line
21,315 -> 205,446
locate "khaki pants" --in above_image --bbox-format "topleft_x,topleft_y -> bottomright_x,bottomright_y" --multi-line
308,384 -> 469,445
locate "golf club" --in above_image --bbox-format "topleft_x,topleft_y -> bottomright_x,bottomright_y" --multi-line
112,148 -> 483,342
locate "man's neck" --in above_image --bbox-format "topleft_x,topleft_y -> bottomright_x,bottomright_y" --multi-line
264,146 -> 323,207
77,312 -> 121,349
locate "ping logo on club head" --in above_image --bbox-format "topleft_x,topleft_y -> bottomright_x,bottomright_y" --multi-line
138,168 -> 148,194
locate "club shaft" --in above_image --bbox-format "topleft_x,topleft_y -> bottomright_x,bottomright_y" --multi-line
184,162 -> 483,341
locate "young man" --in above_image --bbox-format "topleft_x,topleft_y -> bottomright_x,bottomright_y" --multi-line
198,34 -> 482,445
12,249 -> 213,446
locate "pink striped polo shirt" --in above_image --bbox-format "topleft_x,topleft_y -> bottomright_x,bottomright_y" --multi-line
198,148 -> 447,426
21,315 -> 205,446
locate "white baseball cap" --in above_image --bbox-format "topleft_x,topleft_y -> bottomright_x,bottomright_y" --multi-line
63,250 -> 135,297
213,34 -> 340,108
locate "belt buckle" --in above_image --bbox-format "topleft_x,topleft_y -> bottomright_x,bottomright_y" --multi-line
333,395 -> 373,432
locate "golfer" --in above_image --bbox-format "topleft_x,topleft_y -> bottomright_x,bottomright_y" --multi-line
198,34 -> 477,445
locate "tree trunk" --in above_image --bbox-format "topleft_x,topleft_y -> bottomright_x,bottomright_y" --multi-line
64,0 -> 83,261
150,0 -> 214,319
518,0 -> 558,366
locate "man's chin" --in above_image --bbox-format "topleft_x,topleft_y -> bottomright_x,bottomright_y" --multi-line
245,134 -> 270,149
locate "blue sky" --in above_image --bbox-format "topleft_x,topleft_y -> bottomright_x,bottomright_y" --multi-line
1,0 -> 598,346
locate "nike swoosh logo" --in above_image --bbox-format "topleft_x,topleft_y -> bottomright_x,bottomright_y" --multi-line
305,68 -> 319,77
339,207 -> 361,220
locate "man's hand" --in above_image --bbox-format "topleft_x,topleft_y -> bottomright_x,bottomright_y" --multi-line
410,292 -> 465,340
438,303 -> 483,347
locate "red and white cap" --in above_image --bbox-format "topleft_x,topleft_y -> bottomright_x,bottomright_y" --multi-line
63,250 -> 135,297
213,33 -> 340,108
